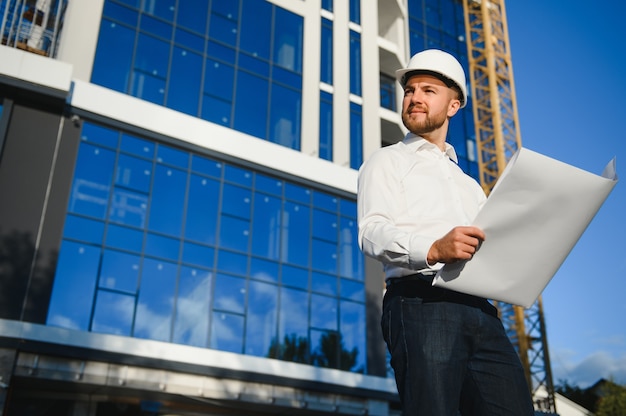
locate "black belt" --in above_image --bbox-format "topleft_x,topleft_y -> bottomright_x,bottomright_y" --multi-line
384,273 -> 498,318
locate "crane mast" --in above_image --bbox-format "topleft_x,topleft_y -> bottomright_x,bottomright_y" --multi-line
461,0 -> 557,413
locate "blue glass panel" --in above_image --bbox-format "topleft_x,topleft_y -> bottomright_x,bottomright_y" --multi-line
173,266 -> 212,347
281,201 -> 310,267
250,257 -> 278,282
103,1 -> 138,26
81,122 -> 119,148
313,191 -> 338,212
204,59 -> 234,102
239,0 -> 271,60
279,287 -> 308,343
284,182 -> 310,204
213,274 -> 246,313
168,47 -> 202,116
349,102 -> 363,170
246,280 -> 278,357
312,238 -> 337,274
201,94 -> 231,126
224,165 -> 252,187
321,18 -> 333,85
349,30 -> 362,96
121,134 -> 155,159
273,7 -> 302,73
92,290 -> 134,336
218,215 -> 250,252
148,165 -> 186,236
207,40 -> 236,63
141,0 -> 175,21
340,300 -> 366,372
47,241 -> 100,330
68,143 -> 115,219
211,1 -> 239,20
181,242 -> 214,268
140,14 -> 172,38
339,199 -> 356,217
184,174 -> 219,245
319,91 -> 333,161
251,193 -> 281,260
217,250 -> 247,276
312,209 -> 337,242
234,71 -> 269,139
321,0 -> 333,12
281,264 -> 308,289
144,233 -> 180,261
176,0 -> 208,34
238,52 -> 269,78
62,214 -> 104,244
339,216 -> 363,279
116,0 -> 140,8
269,83 -> 301,150
134,258 -> 178,341
273,65 -> 302,91
211,311 -> 244,353
340,278 -> 364,302
131,71 -> 166,105
209,13 -> 238,47
156,145 -> 188,169
255,174 -> 283,196
174,28 -> 204,52
109,187 -> 148,228
191,155 -> 222,178
349,0 -> 360,24
222,184 -> 251,219
91,19 -> 134,92
310,294 -> 337,330
105,223 -> 144,253
115,154 -> 152,192
134,33 -> 170,78
312,271 -> 337,296
99,249 -> 140,293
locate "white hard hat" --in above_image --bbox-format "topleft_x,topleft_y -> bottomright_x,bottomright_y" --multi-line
395,49 -> 468,108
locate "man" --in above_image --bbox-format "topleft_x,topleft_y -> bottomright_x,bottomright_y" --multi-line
357,49 -> 534,415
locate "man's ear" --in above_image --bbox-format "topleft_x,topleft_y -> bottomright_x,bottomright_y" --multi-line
447,98 -> 461,117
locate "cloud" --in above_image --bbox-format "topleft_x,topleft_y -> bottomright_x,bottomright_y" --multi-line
552,350 -> 626,388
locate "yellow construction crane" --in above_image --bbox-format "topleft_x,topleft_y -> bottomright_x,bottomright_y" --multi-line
462,0 -> 557,413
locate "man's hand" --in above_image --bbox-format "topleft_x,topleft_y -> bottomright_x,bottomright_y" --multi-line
427,226 -> 485,265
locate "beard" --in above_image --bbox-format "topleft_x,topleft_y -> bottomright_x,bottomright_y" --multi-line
402,104 -> 447,136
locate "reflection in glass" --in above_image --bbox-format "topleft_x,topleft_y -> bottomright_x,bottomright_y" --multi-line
92,290 -> 135,336
99,249 -> 140,293
173,267 -> 212,347
245,281 -> 277,357
213,273 -> 246,314
211,312 -> 244,354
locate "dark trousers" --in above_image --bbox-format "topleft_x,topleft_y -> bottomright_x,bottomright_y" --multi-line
381,277 -> 535,415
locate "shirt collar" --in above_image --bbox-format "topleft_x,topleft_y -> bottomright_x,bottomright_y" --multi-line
402,133 -> 459,163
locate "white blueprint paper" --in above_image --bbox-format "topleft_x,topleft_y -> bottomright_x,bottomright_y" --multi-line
432,148 -> 618,308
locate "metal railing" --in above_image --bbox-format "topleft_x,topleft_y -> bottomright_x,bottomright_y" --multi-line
1,0 -> 67,58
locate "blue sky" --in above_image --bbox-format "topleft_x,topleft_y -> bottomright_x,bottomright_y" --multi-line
505,1 -> 626,387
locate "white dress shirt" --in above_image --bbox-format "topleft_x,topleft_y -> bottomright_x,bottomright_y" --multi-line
357,133 -> 486,279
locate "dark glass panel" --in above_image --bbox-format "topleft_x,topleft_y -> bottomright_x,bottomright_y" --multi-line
312,208 -> 337,242
103,1 -> 139,26
312,238 -> 337,274
121,134 -> 155,159
115,154 -> 152,193
91,19 -> 135,92
349,30 -> 362,96
144,233 -> 180,261
222,183 -> 251,219
239,0 -> 271,60
191,155 -> 222,178
238,52 -> 269,78
213,273 -> 246,313
140,14 -> 172,39
245,280 -> 277,357
311,271 -> 337,296
339,216 -> 363,279
184,174 -> 219,245
99,249 -> 140,293
206,40 -> 236,63
47,241 -> 100,330
148,165 -> 186,237
134,33 -> 170,78
281,201 -> 310,267
141,0 -> 175,21
80,122 -> 119,148
339,198 -> 356,217
62,214 -> 104,244
321,18 -> 333,85
130,71 -> 166,105
224,165 -> 253,187
254,173 -> 283,196
349,102 -> 363,170
281,264 -> 308,289
68,143 -> 115,219
210,311 -> 244,353
174,28 -> 205,52
273,7 -> 302,73
173,266 -> 212,347
204,59 -> 234,101
284,182 -> 310,204
233,71 -> 269,139
269,83 -> 301,150
340,300 -> 366,372
208,13 -> 238,47
134,258 -> 178,341
176,0 -> 208,34
251,193 -> 281,260
105,223 -> 144,253
313,191 -> 338,212
349,0 -> 360,24
168,47 -> 202,116
92,290 -> 134,336
319,91 -> 333,161
156,145 -> 189,169
201,95 -> 231,126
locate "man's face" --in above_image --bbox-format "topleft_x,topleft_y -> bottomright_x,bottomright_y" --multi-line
401,74 -> 459,136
